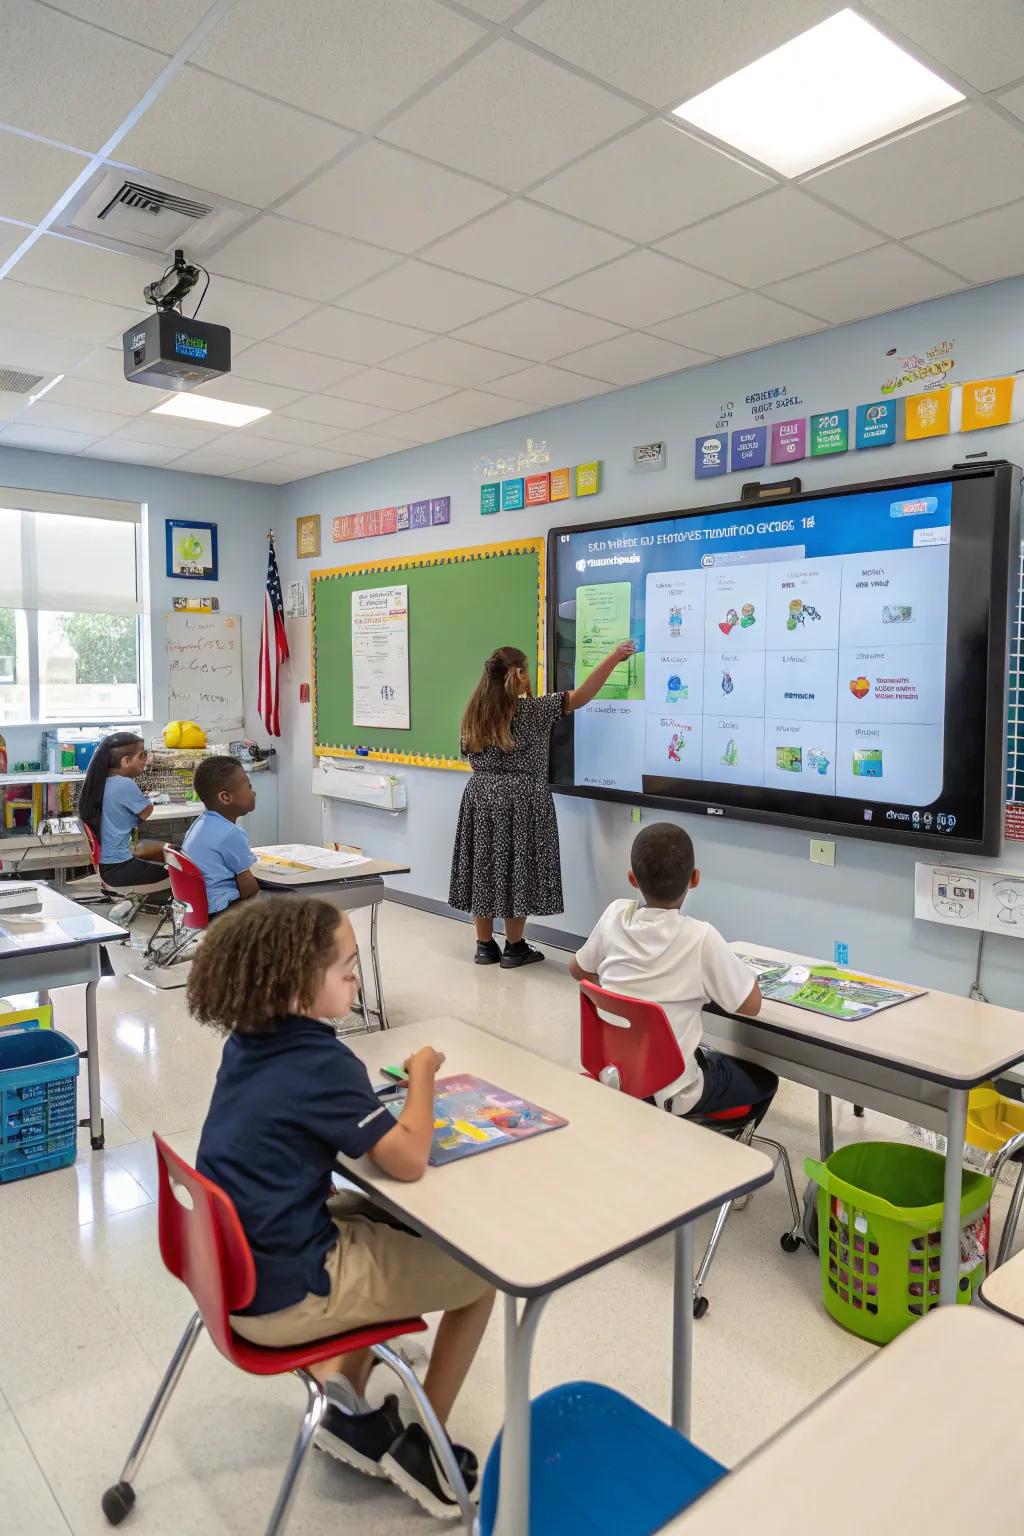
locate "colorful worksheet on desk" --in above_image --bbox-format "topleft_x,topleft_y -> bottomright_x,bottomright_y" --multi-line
737,955 -> 925,1021
384,1074 -> 567,1165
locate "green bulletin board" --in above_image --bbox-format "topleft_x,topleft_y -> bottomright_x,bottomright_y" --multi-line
311,537 -> 545,769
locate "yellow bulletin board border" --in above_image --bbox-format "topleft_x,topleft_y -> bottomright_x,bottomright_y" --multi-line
310,536 -> 546,770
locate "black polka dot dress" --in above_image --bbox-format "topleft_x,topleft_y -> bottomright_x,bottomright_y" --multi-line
449,692 -> 568,919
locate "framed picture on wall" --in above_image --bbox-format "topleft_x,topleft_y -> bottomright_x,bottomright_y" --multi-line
166,519 -> 218,581
296,513 -> 321,559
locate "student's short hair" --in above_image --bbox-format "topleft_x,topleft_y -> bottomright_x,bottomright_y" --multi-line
193,754 -> 245,808
630,822 -> 695,903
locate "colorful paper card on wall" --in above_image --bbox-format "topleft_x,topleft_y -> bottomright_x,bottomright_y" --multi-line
695,434 -> 727,478
961,376 -> 1014,432
430,496 -> 451,526
501,477 -> 525,510
855,400 -> 896,449
525,473 -> 550,506
480,482 -> 500,515
770,418 -> 806,465
575,462 -> 600,496
396,505 -> 410,530
333,507 -> 398,543
904,389 -> 950,441
810,409 -> 848,457
409,500 -> 431,529
296,513 -> 321,559
549,467 -> 571,501
730,426 -> 766,471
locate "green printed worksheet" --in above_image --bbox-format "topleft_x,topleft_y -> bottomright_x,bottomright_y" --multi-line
575,582 -> 641,700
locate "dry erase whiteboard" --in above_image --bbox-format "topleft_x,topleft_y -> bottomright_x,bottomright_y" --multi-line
164,611 -> 243,734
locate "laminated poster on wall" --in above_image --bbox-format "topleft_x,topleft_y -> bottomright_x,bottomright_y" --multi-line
164,611 -> 243,735
914,862 -> 1024,937
351,586 -> 410,731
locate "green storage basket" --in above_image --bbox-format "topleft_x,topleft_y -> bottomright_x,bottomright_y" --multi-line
804,1142 -> 991,1345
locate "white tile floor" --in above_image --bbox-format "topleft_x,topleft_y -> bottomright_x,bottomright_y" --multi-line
1,902 -> 1019,1534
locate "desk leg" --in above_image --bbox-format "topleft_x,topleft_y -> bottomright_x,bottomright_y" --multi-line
494,1293 -> 549,1536
818,1093 -> 834,1161
940,1087 -> 968,1306
84,977 -> 104,1150
369,900 -> 389,1031
671,1222 -> 694,1437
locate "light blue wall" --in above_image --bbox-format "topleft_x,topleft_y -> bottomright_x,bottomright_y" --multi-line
279,277 -> 1024,1008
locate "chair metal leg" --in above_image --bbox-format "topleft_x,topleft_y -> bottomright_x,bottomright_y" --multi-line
752,1133 -> 802,1240
371,1342 -> 474,1527
996,1161 -> 1024,1269
263,1370 -> 325,1536
692,1199 -> 733,1315
107,1310 -> 204,1502
732,1121 -> 756,1210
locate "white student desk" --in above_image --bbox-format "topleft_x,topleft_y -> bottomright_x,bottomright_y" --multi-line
979,1244 -> 1024,1323
0,882 -> 126,1148
337,1017 -> 772,1536
659,1305 -> 1024,1534
702,941 -> 1024,1305
252,850 -> 409,1030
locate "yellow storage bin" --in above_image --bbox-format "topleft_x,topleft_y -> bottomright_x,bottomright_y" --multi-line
967,1086 -> 1024,1155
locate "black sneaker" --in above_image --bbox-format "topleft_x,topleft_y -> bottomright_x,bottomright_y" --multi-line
315,1393 -> 404,1479
500,940 -> 544,969
381,1422 -> 478,1518
474,939 -> 502,965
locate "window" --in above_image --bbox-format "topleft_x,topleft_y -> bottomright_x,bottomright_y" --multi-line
0,488 -> 145,724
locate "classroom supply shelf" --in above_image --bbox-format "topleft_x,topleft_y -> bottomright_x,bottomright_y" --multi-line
0,1009 -> 79,1183
806,1142 -> 991,1344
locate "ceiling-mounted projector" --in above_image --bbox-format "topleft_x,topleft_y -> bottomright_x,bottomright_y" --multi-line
123,248 -> 230,390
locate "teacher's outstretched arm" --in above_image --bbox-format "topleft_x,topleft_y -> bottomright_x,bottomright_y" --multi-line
566,640 -> 637,713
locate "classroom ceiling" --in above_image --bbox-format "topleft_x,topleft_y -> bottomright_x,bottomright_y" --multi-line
1,0 -> 1023,484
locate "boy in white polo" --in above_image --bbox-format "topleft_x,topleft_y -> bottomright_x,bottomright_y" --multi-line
571,822 -> 778,1121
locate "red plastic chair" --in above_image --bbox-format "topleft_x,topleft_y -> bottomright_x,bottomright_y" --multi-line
101,1135 -> 472,1534
81,820 -> 171,940
144,844 -> 211,969
579,981 -> 801,1317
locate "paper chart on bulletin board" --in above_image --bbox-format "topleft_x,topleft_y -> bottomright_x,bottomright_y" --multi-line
164,611 -> 244,735
310,539 -> 545,770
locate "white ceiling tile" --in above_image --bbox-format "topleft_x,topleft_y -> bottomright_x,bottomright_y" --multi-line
0,281 -> 136,344
0,325 -> 93,375
807,109 -> 1024,239
193,376 -> 301,412
655,190 -> 881,289
869,0 -> 1024,92
427,202 -> 632,293
908,201 -> 1024,283
0,391 -> 33,423
280,395 -> 396,429
323,428 -> 419,457
172,273 -> 314,341
70,346 -> 147,388
0,134 -> 89,225
45,0 -> 212,51
532,120 -> 773,243
228,460 -> 309,483
229,342 -> 361,392
484,364 -> 612,407
381,39 -> 643,190
278,143 -> 504,254
169,447 -> 262,476
0,224 -> 28,266
197,431 -> 294,462
545,250 -> 738,328
324,369 -> 456,411
555,331 -> 709,386
116,67 -> 352,206
18,400 -> 127,436
231,412 -> 336,446
0,422 -> 97,452
47,374 -> 155,416
341,261 -> 518,330
256,446 -> 366,479
415,389 -> 535,428
451,298 -> 624,362
1002,84 -> 1024,124
373,411 -> 467,443
274,307 -> 431,364
649,292 -> 824,356
80,437 -> 182,466
195,0 -> 482,129
383,335 -> 528,385
516,0 -> 832,107
208,215 -> 400,302
0,3 -> 165,149
458,0 -> 521,18
116,415 -> 223,450
10,234 -> 155,310
763,245 -> 963,322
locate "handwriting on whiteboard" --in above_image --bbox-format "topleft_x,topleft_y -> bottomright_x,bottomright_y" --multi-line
164,612 -> 244,733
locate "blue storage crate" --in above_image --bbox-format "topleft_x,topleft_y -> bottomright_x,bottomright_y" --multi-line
0,1008 -> 79,1183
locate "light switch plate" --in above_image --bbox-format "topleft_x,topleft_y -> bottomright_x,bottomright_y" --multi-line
810,839 -> 836,867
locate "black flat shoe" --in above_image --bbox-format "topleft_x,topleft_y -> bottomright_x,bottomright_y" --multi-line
381,1422 -> 477,1518
474,939 -> 502,965
315,1393 -> 404,1479
500,940 -> 545,969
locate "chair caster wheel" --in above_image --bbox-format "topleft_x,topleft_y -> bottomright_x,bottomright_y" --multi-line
102,1482 -> 135,1525
780,1232 -> 801,1254
692,1295 -> 709,1319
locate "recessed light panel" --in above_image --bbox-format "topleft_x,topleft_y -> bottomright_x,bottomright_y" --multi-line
151,394 -> 271,428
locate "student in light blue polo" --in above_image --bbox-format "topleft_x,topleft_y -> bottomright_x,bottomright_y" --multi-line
181,756 -> 258,915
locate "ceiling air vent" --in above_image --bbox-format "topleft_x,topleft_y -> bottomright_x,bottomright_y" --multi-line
53,169 -> 250,259
0,367 -> 45,395
98,181 -> 213,224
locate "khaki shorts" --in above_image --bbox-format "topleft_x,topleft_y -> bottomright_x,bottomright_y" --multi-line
231,1191 -> 490,1347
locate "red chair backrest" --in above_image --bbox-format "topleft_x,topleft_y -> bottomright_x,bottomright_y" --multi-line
83,821 -> 101,872
579,981 -> 686,1100
163,844 -> 209,929
154,1132 -> 255,1365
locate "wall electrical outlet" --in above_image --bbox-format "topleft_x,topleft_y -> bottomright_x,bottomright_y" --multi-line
810,839 -> 836,867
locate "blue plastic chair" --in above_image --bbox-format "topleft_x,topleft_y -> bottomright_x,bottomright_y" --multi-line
478,1382 -> 726,1536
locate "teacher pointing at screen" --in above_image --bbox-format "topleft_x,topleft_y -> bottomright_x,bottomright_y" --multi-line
449,640 -> 636,968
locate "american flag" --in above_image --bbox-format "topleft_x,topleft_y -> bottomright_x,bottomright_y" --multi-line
258,535 -> 289,736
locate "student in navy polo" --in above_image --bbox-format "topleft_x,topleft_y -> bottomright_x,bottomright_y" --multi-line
181,756 -> 259,915
192,899 -> 494,1517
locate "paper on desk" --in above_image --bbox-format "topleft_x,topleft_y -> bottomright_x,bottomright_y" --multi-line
255,843 -> 370,872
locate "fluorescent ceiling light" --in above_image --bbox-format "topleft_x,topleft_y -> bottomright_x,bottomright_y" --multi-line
672,9 -> 964,178
151,395 -> 271,428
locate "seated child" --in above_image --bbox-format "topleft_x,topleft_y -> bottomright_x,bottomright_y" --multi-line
78,731 -> 169,890
192,899 -> 495,1516
570,822 -> 778,1123
181,756 -> 259,915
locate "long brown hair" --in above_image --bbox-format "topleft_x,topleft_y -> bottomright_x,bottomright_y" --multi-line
461,646 -> 529,753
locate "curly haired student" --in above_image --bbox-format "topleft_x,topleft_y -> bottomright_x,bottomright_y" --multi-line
191,898 -> 495,1518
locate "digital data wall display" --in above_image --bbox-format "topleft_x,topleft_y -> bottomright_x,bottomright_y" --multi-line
549,466 -> 1017,854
